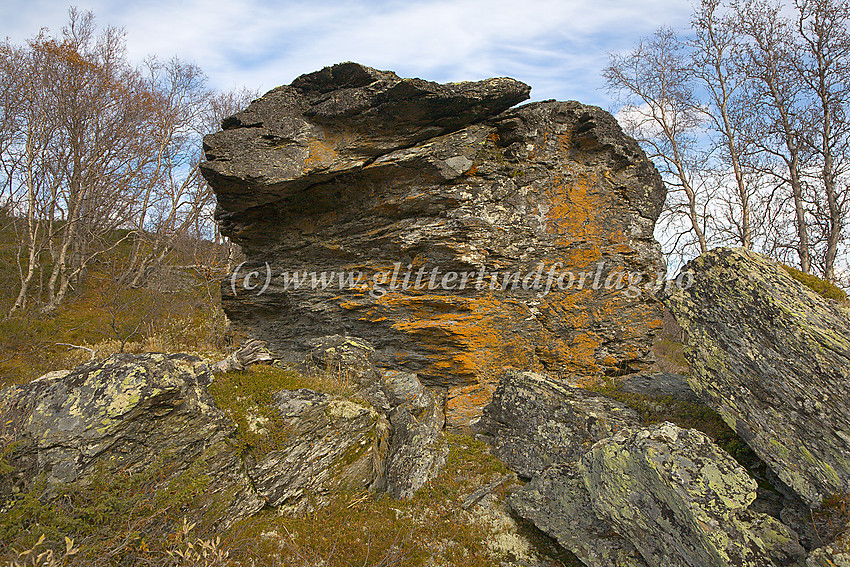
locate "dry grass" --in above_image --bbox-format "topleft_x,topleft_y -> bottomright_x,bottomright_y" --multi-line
0,431 -> 576,567
650,309 -> 689,375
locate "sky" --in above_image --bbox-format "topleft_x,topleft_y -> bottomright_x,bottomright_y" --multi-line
1,0 -> 694,109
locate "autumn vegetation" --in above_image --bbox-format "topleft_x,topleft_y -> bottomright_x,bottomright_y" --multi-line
0,8 -> 254,317
0,2 -> 848,565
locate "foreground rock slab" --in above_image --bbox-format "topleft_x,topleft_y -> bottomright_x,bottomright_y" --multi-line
248,389 -> 389,513
663,247 -> 850,507
479,369 -> 642,478
201,62 -> 667,429
509,461 -> 648,567
0,353 -> 263,527
582,423 -> 806,567
303,334 -> 448,498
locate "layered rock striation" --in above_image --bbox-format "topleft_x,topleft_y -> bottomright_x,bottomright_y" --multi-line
582,423 -> 805,567
201,62 -> 667,428
0,350 -> 449,526
663,248 -> 850,508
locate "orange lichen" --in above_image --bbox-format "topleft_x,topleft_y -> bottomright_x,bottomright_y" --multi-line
317,122 -> 661,428
303,138 -> 337,170
383,294 -> 539,380
446,381 -> 499,430
343,288 -> 630,427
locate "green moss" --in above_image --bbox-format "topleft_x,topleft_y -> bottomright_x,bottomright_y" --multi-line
0,427 -> 575,566
207,366 -> 302,460
781,264 -> 848,302
209,365 -> 370,461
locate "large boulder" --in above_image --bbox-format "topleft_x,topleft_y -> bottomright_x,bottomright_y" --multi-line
509,461 -> 648,567
0,353 -> 263,527
663,248 -> 850,507
581,423 -> 806,567
201,62 -> 667,429
478,369 -> 642,478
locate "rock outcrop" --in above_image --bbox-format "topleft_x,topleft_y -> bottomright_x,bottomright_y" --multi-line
509,461 -> 648,567
478,369 -> 641,478
508,422 -> 807,567
663,247 -> 850,507
303,334 -> 448,497
201,62 -> 667,429
0,353 -> 263,528
582,423 -> 806,567
248,389 -> 389,513
0,349 -> 452,529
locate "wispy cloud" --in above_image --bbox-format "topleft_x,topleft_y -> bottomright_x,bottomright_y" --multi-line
2,0 -> 693,105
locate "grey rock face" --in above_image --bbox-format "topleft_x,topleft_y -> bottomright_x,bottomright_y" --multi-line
663,247 -> 850,507
581,423 -> 806,567
301,335 -> 448,498
0,353 -> 263,528
479,369 -> 642,478
382,400 -> 447,499
619,371 -> 700,404
248,389 -> 390,513
508,462 -> 648,567
1,353 -> 232,484
202,61 -> 532,215
201,62 -> 667,429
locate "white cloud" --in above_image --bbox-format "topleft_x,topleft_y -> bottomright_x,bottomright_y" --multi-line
2,0 -> 694,104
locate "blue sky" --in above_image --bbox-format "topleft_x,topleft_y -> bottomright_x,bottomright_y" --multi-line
1,0 -> 694,108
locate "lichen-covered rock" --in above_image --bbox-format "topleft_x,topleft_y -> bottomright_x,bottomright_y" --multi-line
581,423 -> 806,567
201,62 -> 666,429
375,368 -> 448,498
478,369 -> 642,478
302,335 -> 448,497
663,247 -> 850,507
305,334 -> 381,384
382,398 -> 447,499
247,388 -> 389,513
807,529 -> 850,567
508,461 -> 648,567
365,368 -> 448,498
1,354 -> 230,483
0,353 -> 263,527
